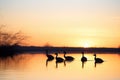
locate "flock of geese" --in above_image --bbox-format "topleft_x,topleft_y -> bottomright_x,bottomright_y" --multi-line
46,50 -> 104,68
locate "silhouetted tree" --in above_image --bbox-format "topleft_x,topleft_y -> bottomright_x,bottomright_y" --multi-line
0,25 -> 27,46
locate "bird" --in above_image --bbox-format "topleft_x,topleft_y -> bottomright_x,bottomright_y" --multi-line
63,51 -> 74,61
45,50 -> 54,61
55,53 -> 64,63
45,50 -> 54,67
55,53 -> 64,68
94,54 -> 104,63
81,52 -> 87,62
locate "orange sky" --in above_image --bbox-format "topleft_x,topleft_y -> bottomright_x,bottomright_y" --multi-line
0,0 -> 120,47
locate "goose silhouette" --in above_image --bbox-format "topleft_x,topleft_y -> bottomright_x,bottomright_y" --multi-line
55,53 -> 64,68
55,53 -> 64,63
46,50 -> 54,61
45,50 -> 54,67
63,51 -> 74,61
81,52 -> 87,62
94,54 -> 104,63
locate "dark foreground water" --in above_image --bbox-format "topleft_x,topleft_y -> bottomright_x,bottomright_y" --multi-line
0,52 -> 120,80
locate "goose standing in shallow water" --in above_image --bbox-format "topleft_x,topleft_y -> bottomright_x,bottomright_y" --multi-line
63,51 -> 74,61
81,52 -> 87,62
94,54 -> 104,63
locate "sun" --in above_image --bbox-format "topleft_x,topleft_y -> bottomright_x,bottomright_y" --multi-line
83,43 -> 90,48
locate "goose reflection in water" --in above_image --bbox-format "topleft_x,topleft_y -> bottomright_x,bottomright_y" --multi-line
93,53 -> 104,68
81,52 -> 87,62
46,58 -> 54,67
94,62 -> 104,68
81,61 -> 86,69
56,60 -> 66,68
55,53 -> 65,68
45,50 -> 54,67
80,52 -> 87,69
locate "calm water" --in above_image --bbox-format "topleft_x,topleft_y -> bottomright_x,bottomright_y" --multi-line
0,52 -> 120,80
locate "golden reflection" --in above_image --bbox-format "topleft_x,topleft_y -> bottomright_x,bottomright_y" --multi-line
0,54 -> 29,70
0,53 -> 120,80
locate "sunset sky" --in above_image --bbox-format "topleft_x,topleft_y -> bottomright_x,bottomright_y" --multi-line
0,0 -> 120,47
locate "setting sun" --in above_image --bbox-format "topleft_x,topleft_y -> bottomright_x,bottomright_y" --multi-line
0,0 -> 120,48
83,43 -> 90,48
0,0 -> 120,80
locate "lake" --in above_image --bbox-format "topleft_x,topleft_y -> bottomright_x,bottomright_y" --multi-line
0,52 -> 120,80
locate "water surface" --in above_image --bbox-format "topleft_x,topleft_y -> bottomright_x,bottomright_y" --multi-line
0,52 -> 120,80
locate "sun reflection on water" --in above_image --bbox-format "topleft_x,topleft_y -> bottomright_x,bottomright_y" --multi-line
0,53 -> 120,80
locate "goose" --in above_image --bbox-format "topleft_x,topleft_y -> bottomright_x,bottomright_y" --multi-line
63,51 -> 74,61
94,54 -> 104,63
81,52 -> 87,62
46,50 -> 54,61
55,53 -> 64,63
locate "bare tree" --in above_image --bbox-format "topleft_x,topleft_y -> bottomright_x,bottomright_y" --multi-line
0,26 -> 27,46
